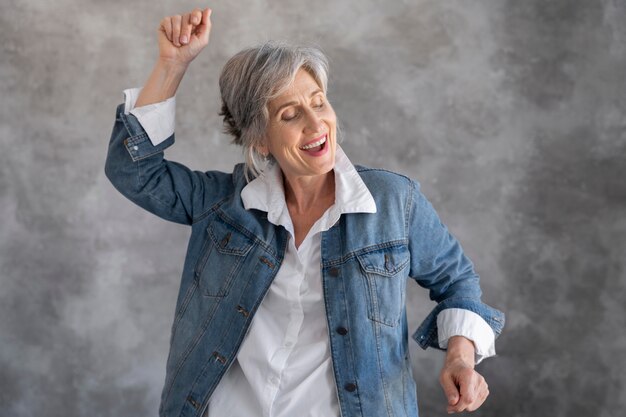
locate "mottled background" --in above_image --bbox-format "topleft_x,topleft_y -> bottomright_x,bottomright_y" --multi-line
1,0 -> 625,416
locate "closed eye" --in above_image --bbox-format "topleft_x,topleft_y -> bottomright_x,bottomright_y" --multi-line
282,111 -> 299,121
281,98 -> 326,121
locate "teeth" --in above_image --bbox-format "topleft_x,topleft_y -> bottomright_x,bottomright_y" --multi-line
300,135 -> 327,150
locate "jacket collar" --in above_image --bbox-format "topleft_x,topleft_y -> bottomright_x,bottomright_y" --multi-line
240,145 -> 377,232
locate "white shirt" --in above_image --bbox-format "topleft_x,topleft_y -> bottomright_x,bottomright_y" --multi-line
210,146 -> 376,417
122,87 -> 496,417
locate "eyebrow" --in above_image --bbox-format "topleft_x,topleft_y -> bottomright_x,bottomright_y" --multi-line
273,88 -> 324,116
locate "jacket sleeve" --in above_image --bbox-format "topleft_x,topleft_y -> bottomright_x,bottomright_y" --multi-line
104,102 -> 234,225
406,179 -> 505,350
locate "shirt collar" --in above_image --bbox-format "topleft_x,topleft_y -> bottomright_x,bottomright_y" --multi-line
240,145 -> 377,231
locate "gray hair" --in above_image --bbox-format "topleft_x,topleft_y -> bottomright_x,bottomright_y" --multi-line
218,41 -> 331,181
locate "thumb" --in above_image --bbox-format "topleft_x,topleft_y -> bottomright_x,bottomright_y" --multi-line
440,375 -> 460,405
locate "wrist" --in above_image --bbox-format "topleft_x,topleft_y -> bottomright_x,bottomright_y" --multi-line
156,57 -> 190,73
135,60 -> 187,108
445,336 -> 476,367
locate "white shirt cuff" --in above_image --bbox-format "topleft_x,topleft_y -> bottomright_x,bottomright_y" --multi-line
123,87 -> 176,146
437,308 -> 496,365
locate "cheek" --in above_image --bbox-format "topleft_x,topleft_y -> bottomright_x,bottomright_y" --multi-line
267,127 -> 298,153
323,108 -> 337,126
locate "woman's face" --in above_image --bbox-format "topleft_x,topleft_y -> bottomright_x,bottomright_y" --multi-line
262,68 -> 337,182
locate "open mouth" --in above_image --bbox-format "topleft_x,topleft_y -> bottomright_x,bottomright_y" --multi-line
299,134 -> 327,153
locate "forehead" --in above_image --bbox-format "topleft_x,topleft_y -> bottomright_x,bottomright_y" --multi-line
269,69 -> 323,108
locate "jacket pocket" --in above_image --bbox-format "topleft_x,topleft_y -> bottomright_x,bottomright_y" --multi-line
357,243 -> 410,327
194,218 -> 255,297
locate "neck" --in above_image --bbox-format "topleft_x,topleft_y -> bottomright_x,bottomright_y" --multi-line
283,171 -> 335,214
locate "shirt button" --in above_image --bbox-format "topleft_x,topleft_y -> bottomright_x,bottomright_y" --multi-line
345,382 -> 357,392
337,327 -> 348,335
270,376 -> 279,385
285,341 -> 294,348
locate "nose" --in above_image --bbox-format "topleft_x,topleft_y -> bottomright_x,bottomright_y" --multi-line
302,106 -> 325,134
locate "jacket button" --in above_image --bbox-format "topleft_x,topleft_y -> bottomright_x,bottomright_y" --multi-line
345,382 -> 357,392
329,267 -> 339,277
187,396 -> 201,409
337,327 -> 348,335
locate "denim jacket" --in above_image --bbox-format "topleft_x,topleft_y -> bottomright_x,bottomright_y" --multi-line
105,103 -> 505,417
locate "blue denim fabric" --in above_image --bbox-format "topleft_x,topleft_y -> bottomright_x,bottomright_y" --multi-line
105,104 -> 505,417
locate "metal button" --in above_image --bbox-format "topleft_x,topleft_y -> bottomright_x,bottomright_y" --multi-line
345,382 -> 357,392
187,396 -> 201,409
329,267 -> 339,277
212,351 -> 227,364
337,327 -> 348,335
236,305 -> 250,317
133,145 -> 139,151
259,256 -> 274,269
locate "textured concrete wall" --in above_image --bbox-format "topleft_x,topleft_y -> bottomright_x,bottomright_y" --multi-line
1,1 -> 625,416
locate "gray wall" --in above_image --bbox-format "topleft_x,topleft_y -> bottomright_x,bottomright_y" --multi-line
1,1 -> 625,416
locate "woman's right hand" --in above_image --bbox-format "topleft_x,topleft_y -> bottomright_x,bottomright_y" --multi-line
133,8 -> 211,107
157,7 -> 212,67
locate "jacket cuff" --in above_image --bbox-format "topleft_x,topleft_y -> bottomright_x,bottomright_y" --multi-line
436,308 -> 496,365
123,87 -> 176,146
412,297 -> 505,352
116,103 -> 175,162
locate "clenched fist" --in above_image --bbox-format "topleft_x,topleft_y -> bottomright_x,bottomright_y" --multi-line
157,7 -> 212,67
440,336 -> 490,413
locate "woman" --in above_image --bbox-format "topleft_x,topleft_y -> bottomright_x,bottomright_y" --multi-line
105,7 -> 504,417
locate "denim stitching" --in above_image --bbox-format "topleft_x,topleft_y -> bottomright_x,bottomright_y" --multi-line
371,311 -> 394,417
161,292 -> 223,409
171,279 -> 199,334
189,238 -> 286,414
215,210 -> 279,258
322,239 -> 409,268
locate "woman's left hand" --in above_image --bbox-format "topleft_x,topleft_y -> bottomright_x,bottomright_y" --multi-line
439,336 -> 489,413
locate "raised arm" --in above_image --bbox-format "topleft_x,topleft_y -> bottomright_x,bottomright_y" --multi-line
105,7 -> 234,225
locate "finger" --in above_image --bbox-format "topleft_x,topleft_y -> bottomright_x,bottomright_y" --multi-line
445,374 -> 474,413
466,383 -> 489,412
171,14 -> 182,47
180,13 -> 192,44
195,8 -> 212,43
439,373 -> 460,407
160,17 -> 173,42
190,7 -> 202,25
456,374 -> 479,412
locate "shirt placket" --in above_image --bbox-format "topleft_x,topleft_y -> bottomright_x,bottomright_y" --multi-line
262,239 -> 306,417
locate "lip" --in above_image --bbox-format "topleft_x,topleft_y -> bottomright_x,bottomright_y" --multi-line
299,134 -> 330,157
300,133 -> 327,148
